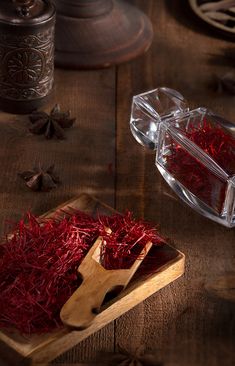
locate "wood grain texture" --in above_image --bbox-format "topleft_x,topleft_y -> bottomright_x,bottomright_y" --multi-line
0,0 -> 234,365
0,194 -> 184,366
55,0 -> 153,69
60,238 -> 152,329
0,68 -> 116,364
115,1 -> 235,365
0,68 -> 116,223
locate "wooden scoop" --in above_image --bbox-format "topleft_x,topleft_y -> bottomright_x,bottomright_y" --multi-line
60,236 -> 152,329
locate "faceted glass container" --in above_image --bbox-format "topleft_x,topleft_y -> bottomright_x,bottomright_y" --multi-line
130,87 -> 235,228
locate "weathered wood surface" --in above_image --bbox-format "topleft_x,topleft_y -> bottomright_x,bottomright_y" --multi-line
0,68 -> 116,363
0,195 -> 184,366
55,0 -> 153,69
115,1 -> 235,366
0,0 -> 234,365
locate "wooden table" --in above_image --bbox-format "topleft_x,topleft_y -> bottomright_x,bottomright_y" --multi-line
0,1 -> 234,365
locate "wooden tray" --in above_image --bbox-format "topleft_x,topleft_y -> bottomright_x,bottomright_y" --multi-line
0,194 -> 185,366
189,0 -> 235,38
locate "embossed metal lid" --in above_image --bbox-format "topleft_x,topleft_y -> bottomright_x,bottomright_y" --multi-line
0,0 -> 55,25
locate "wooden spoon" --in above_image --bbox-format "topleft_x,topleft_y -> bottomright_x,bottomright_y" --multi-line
60,236 -> 152,329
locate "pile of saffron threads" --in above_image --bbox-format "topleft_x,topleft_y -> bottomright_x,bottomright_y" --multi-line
166,120 -> 235,213
100,211 -> 165,269
0,210 -> 165,335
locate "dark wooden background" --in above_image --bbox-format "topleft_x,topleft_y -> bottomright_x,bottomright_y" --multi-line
0,1 -> 234,365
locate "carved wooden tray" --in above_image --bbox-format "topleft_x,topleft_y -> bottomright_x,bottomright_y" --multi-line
189,0 -> 235,37
0,194 -> 185,366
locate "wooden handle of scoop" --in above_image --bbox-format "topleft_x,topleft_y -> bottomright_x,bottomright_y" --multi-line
60,238 -> 152,329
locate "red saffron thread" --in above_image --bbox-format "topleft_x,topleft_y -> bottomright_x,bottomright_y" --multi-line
0,210 -> 165,335
166,119 -> 235,213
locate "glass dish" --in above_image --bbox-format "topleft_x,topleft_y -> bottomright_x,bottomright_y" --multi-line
130,87 -> 235,228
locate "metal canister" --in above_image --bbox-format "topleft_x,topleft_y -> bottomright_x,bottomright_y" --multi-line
0,0 -> 55,114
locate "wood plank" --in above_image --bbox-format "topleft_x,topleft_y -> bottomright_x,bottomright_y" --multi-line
115,1 -> 235,365
0,194 -> 184,366
0,67 -> 116,364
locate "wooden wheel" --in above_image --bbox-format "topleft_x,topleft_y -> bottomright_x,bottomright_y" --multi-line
55,0 -> 153,69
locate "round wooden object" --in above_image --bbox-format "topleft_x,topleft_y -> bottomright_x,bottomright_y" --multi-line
54,0 -> 153,69
189,0 -> 235,38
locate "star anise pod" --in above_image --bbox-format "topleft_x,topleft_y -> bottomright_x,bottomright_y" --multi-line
19,164 -> 60,192
29,104 -> 76,139
93,347 -> 163,366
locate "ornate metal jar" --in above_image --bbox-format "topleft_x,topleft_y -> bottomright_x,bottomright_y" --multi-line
0,0 -> 55,114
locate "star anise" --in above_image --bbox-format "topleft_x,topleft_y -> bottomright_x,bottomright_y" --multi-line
93,347 -> 163,366
29,104 -> 76,139
19,164 -> 60,192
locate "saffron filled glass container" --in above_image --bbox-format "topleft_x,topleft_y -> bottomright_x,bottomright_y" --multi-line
130,87 -> 235,228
